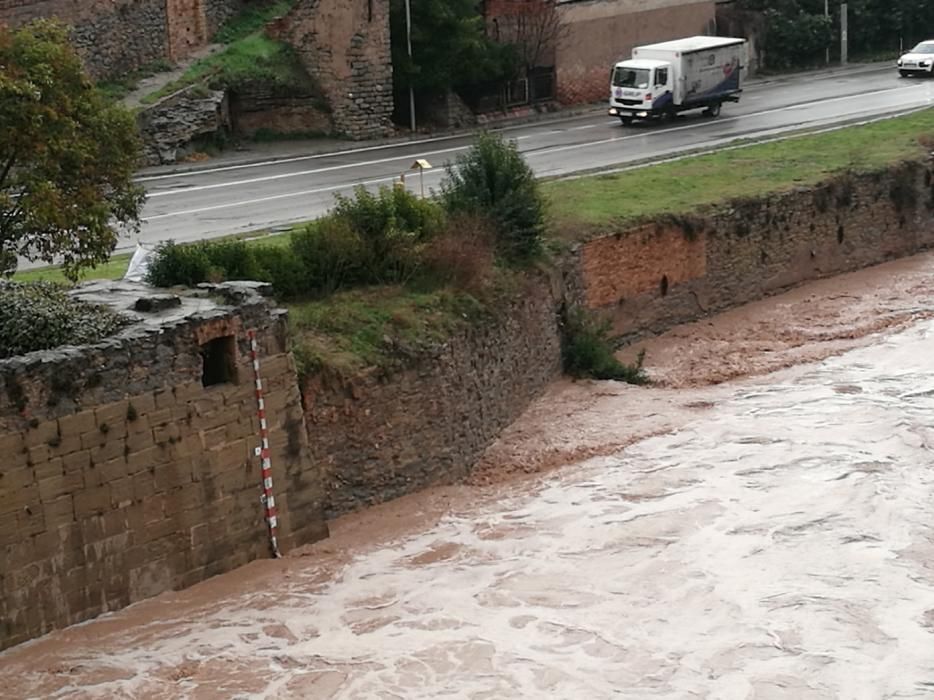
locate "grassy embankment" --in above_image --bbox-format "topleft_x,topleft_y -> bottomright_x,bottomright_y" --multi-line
16,109 -> 934,372
545,107 -> 934,235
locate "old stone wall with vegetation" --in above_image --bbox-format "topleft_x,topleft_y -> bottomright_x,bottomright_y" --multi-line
0,281 -> 327,651
268,0 -> 394,138
230,84 -> 333,138
0,0 -> 245,77
568,160 -> 934,340
303,273 -> 563,517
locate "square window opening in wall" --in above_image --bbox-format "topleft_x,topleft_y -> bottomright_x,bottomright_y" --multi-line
201,335 -> 238,387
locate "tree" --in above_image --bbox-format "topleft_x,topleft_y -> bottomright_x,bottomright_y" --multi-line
488,0 -> 567,74
441,132 -> 544,262
389,0 -> 517,93
0,20 -> 145,280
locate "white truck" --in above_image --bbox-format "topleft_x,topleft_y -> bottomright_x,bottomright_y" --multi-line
608,36 -> 747,125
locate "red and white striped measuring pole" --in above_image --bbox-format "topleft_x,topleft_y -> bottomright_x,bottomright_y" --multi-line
247,329 -> 282,559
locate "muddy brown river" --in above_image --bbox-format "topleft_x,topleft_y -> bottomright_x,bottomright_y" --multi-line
4,253 -> 934,698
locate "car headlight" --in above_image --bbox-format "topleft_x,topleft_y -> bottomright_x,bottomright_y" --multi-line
898,58 -> 903,65
921,60 -> 931,67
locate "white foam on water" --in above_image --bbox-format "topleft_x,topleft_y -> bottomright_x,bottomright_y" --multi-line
5,321 -> 934,699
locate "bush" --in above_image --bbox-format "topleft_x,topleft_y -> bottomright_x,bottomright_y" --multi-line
762,9 -> 832,69
0,281 -> 130,358
420,213 -> 496,294
289,218 -> 367,294
561,309 -> 648,384
145,240 -> 214,287
146,186 -> 449,297
441,132 -> 545,262
251,245 -> 308,299
330,185 -> 443,283
146,239 -> 277,291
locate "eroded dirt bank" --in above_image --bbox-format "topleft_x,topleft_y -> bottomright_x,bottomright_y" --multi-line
2,251 -> 934,698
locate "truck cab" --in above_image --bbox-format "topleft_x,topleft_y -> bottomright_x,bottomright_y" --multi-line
608,59 -> 673,124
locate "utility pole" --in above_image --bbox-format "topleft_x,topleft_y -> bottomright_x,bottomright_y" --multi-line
824,0 -> 830,64
405,0 -> 416,133
840,2 -> 848,65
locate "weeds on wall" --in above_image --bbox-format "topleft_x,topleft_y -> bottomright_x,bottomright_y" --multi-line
561,308 -> 648,385
147,132 -> 546,300
145,133 -> 554,378
441,132 -> 546,263
0,282 -> 130,359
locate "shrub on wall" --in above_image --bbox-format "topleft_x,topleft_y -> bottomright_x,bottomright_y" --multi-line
561,308 -> 647,384
146,186 -> 449,297
145,241 -> 217,287
441,132 -> 545,263
420,213 -> 496,294
0,282 -> 130,359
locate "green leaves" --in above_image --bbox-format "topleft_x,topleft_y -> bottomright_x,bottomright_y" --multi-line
0,20 -> 145,281
0,281 -> 129,358
441,132 -> 545,262
389,0 -> 517,92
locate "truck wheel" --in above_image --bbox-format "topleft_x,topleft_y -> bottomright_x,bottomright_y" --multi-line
704,102 -> 722,118
620,116 -> 633,126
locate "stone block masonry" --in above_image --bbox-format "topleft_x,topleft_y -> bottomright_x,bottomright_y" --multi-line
268,0 -> 394,139
0,281 -> 327,651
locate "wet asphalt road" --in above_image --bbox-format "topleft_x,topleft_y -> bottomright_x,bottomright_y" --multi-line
134,63 -> 933,253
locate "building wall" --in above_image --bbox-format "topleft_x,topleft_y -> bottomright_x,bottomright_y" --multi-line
0,282 -> 328,651
555,0 -> 717,103
268,0 -> 394,139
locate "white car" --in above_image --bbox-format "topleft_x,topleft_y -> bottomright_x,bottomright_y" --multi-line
897,40 -> 934,76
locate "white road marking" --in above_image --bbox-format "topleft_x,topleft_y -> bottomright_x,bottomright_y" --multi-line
144,171 -> 436,220
146,84 -> 919,200
136,114 -> 597,183
144,108 -> 906,222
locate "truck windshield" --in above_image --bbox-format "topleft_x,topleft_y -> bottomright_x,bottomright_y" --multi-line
612,67 -> 650,89
911,42 -> 934,53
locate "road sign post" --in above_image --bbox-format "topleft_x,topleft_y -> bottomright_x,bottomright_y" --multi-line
841,3 -> 848,65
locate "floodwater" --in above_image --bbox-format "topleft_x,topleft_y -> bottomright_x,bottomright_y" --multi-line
4,254 -> 934,698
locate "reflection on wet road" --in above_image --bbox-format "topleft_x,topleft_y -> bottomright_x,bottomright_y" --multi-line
4,321 -> 934,698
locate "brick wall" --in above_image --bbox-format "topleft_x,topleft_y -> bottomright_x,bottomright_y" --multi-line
303,273 -> 563,517
555,0 -> 717,104
0,0 -> 243,78
0,282 -> 327,651
567,161 -> 934,339
269,0 -> 394,139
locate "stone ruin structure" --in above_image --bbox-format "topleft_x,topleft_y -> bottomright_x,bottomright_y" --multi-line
0,280 -> 328,650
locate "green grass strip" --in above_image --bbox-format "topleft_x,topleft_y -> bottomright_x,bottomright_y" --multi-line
544,108 -> 934,233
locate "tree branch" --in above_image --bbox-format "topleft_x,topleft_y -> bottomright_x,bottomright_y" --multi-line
0,152 -> 16,192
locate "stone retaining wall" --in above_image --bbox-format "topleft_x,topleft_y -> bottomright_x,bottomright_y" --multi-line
568,161 -> 934,339
230,84 -> 334,138
137,85 -> 229,166
302,273 -> 564,517
0,282 -> 327,651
